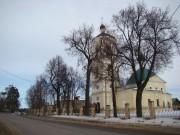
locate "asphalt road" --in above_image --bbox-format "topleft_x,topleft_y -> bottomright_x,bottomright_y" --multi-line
0,114 -> 178,135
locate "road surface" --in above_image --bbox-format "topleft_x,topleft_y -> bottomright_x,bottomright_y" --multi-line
0,113 -> 178,135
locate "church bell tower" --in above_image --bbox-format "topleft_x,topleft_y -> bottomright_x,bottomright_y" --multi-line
91,23 -> 119,113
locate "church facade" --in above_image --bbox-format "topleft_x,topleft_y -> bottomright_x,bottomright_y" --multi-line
116,70 -> 172,111
91,24 -> 172,113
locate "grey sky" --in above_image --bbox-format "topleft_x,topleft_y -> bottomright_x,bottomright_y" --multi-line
0,0 -> 180,108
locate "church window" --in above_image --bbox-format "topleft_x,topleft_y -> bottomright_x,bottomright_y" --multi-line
95,66 -> 99,78
168,102 -> 171,108
95,47 -> 99,55
149,87 -> 152,90
163,101 -> 165,108
96,85 -> 99,90
97,97 -> 99,100
95,46 -> 101,59
148,99 -> 151,104
109,83 -> 112,88
156,99 -> 159,106
105,45 -> 112,56
161,88 -> 163,90
155,87 -> 157,90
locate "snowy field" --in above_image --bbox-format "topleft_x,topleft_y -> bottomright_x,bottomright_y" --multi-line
52,110 -> 180,128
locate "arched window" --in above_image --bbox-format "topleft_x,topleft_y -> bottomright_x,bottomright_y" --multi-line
109,83 -> 112,89
96,102 -> 100,113
96,85 -> 99,90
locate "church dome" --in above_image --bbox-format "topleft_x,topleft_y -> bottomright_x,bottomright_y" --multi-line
93,24 -> 115,40
100,24 -> 105,30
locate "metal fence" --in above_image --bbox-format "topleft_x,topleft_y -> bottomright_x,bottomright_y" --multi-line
95,110 -> 180,118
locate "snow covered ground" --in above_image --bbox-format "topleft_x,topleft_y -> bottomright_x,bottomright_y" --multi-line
52,111 -> 180,128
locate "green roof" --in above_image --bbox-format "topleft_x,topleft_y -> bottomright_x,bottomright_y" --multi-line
126,69 -> 155,85
172,98 -> 180,105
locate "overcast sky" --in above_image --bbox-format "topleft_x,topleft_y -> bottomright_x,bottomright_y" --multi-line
0,0 -> 180,108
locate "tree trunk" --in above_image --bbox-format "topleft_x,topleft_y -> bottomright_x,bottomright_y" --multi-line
136,88 -> 143,117
39,88 -> 41,114
111,63 -> 117,117
56,90 -> 60,115
67,88 -> 70,115
67,101 -> 69,115
71,88 -> 75,114
72,99 -> 75,113
85,63 -> 91,116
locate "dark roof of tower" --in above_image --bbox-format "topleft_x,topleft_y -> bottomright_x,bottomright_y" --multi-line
100,24 -> 105,29
92,24 -> 115,41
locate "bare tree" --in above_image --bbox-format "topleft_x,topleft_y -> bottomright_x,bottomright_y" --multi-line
70,69 -> 85,114
63,24 -> 98,116
112,2 -> 180,117
60,66 -> 85,115
73,71 -> 85,95
35,75 -> 48,113
63,67 -> 73,115
47,87 -> 56,105
45,55 -> 67,115
26,75 -> 47,113
26,85 -> 35,109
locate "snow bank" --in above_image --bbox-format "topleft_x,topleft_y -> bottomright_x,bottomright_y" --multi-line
51,113 -> 180,128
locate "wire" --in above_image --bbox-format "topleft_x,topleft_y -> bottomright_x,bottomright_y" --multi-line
170,4 -> 180,20
0,67 -> 33,83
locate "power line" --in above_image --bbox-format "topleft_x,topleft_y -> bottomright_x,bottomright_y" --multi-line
0,67 -> 33,83
170,4 -> 180,19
